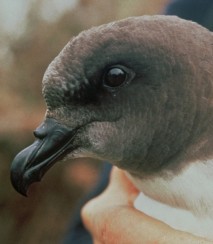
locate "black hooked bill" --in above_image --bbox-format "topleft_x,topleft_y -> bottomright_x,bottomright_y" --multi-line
10,118 -> 77,196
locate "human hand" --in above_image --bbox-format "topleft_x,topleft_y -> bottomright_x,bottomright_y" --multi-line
81,167 -> 211,244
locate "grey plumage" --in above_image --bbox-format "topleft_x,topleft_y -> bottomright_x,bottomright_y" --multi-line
11,16 -> 213,239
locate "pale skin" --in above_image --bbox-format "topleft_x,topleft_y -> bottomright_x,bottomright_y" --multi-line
81,167 -> 212,244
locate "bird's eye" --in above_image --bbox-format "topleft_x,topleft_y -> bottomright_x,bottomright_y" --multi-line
103,67 -> 127,88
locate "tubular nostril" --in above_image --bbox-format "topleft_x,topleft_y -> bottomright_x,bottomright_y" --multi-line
33,130 -> 42,139
33,130 -> 46,139
33,124 -> 48,139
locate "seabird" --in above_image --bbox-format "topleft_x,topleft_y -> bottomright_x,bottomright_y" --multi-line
10,16 -> 213,239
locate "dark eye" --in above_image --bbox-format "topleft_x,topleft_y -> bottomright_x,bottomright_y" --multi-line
103,67 -> 127,88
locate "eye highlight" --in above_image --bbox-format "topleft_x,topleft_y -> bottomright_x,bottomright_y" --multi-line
103,66 -> 128,88
104,67 -> 126,87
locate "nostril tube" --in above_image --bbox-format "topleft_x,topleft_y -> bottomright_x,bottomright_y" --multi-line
33,130 -> 45,139
33,123 -> 48,139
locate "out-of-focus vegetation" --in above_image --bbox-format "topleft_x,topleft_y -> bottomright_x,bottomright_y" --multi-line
0,0 -> 168,243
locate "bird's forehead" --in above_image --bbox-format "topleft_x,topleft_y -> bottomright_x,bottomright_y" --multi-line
42,15 -> 212,110
43,14 -> 203,79
41,18 -> 143,108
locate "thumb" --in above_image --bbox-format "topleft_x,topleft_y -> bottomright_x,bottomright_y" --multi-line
81,167 -> 139,239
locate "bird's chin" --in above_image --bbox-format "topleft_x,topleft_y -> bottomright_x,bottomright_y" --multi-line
62,148 -> 103,162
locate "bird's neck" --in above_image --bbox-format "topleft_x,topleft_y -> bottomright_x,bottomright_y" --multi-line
127,159 -> 213,239
134,192 -> 213,239
128,158 -> 213,217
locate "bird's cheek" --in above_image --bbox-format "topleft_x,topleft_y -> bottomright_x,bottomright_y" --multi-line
85,122 -> 123,163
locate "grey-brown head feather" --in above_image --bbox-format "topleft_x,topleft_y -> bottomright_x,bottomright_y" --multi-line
41,16 -> 213,174
11,16 -> 213,196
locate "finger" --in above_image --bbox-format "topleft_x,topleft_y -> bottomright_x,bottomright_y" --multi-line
82,202 -> 211,244
110,167 -> 139,194
104,167 -> 140,205
81,167 -> 139,241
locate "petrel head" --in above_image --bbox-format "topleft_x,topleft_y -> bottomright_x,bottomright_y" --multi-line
11,16 -> 213,195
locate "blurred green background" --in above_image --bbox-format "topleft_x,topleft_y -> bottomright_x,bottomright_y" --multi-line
0,0 -> 168,243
